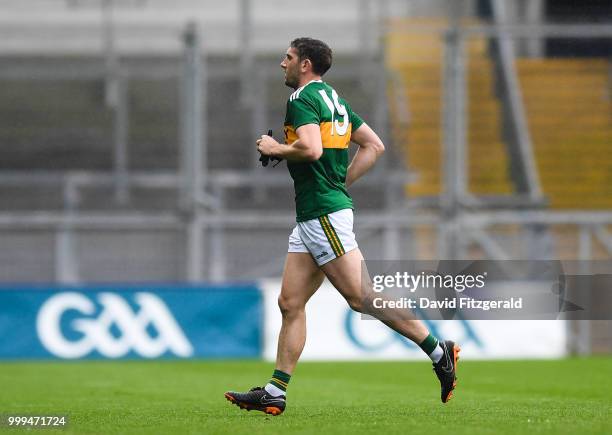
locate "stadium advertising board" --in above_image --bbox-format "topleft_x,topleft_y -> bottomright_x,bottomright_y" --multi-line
261,279 -> 566,360
0,285 -> 262,359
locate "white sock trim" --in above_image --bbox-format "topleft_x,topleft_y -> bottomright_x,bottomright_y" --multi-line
429,344 -> 444,363
264,383 -> 285,397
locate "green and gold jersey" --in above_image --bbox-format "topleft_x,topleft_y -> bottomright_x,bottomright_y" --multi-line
284,80 -> 364,222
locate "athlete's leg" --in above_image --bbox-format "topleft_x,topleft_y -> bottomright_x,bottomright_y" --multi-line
320,248 -> 429,343
224,252 -> 324,414
275,252 -> 325,374
321,248 -> 460,403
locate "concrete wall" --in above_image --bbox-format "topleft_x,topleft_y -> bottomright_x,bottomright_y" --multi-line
0,0 -> 475,55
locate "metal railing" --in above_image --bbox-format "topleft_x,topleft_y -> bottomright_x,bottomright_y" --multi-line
491,0 -> 542,200
0,12 -> 611,283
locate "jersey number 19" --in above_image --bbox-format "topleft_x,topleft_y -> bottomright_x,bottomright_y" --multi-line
318,89 -> 349,136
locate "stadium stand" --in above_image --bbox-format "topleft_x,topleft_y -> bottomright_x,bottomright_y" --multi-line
0,0 -> 610,282
518,58 -> 612,209
386,18 -> 611,209
0,0 -> 396,282
386,19 -> 514,198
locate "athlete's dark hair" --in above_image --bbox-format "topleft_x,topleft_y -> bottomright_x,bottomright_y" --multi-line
290,37 -> 333,76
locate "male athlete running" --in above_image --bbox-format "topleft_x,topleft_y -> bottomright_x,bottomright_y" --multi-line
225,38 -> 459,416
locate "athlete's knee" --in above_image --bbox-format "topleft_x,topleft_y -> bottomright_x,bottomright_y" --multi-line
345,290 -> 376,314
277,293 -> 305,317
346,296 -> 362,313
344,292 -> 366,313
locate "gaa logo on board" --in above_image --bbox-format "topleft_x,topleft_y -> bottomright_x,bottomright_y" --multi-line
36,292 -> 194,359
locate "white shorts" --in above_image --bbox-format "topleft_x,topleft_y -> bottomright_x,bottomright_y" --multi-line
288,208 -> 358,266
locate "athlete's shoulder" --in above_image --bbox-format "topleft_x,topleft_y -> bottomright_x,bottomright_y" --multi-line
288,80 -> 325,103
285,81 -> 325,126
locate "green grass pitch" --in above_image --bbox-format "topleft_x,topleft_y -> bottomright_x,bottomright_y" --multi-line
1,358 -> 610,434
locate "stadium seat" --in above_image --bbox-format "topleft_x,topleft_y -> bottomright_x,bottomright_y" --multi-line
385,18 -> 514,199
517,58 -> 612,209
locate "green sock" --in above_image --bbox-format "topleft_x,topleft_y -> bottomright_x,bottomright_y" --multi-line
268,369 -> 291,393
419,334 -> 444,363
419,334 -> 439,354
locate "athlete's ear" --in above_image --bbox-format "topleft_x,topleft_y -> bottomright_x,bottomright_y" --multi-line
301,58 -> 312,73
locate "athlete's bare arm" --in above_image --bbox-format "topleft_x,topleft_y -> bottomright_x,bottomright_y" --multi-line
257,124 -> 323,162
346,123 -> 385,188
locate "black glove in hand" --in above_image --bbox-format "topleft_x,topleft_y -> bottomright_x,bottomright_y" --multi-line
259,130 -> 283,167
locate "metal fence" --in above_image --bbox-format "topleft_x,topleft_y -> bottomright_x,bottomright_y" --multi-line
0,1 -> 611,284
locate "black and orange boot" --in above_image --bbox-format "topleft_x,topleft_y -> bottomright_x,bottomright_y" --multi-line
433,340 -> 460,403
224,387 -> 286,416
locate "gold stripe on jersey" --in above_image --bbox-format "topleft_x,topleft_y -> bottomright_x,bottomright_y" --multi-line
284,126 -> 298,143
319,122 -> 352,149
284,123 -> 352,149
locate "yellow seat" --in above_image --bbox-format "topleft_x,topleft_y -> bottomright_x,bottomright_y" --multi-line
518,58 -> 612,208
387,19 -> 514,199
